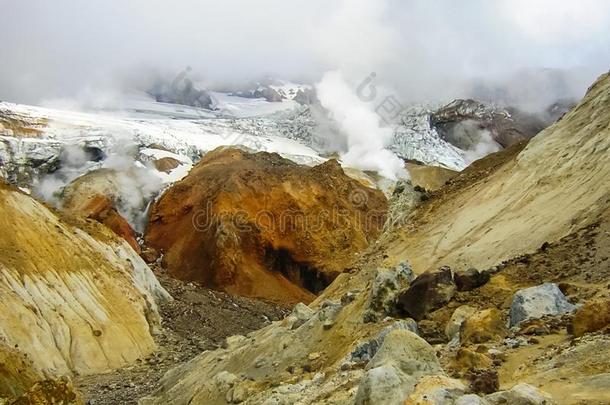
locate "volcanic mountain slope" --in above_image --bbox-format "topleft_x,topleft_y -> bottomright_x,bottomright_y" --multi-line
140,74 -> 610,405
0,182 -> 170,399
145,147 -> 388,304
384,72 -> 610,274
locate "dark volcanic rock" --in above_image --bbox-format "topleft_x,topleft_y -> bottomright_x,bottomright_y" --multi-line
467,369 -> 500,395
149,77 -> 213,109
454,268 -> 490,292
430,99 -> 546,149
397,266 -> 456,321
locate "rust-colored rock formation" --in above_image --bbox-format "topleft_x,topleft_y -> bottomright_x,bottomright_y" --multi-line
61,169 -> 140,253
65,194 -> 140,253
153,157 -> 182,173
145,147 -> 388,303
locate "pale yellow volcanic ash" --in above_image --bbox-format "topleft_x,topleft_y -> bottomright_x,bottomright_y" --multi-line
0,182 -> 170,380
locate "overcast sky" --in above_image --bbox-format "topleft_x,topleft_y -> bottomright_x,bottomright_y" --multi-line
1,0 -> 609,104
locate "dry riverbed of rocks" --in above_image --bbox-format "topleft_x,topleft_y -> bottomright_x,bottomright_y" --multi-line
76,267 -> 290,405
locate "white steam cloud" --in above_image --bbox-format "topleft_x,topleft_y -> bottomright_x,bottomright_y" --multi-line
35,141 -> 164,232
316,71 -> 405,180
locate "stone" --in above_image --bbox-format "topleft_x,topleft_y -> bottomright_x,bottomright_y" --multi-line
461,308 -> 508,344
223,335 -> 247,350
140,247 -> 160,264
485,383 -> 556,405
449,348 -> 493,374
214,371 -> 238,392
395,261 -> 416,283
466,370 -> 499,394
347,319 -> 419,365
341,291 -> 359,305
509,283 -> 576,327
455,394 -> 491,405
354,330 -> 442,404
363,263 -> 414,323
318,301 -> 343,330
307,352 -> 321,361
397,267 -> 456,321
445,305 -> 477,342
290,303 -> 315,330
354,365 -> 404,405
568,297 -> 610,337
518,320 -> 551,336
404,375 -> 467,404
455,268 -> 490,292
367,329 -> 441,375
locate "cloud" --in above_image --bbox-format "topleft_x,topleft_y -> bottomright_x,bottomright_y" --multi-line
0,0 -> 608,106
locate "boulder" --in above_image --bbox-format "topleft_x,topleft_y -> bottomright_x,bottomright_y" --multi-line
347,320 -> 419,366
318,301 -> 343,330
355,330 -> 442,405
518,319 -> 551,336
364,263 -> 414,322
455,395 -> 491,405
454,268 -> 490,292
397,267 -> 456,321
404,375 -> 466,404
355,365 -> 404,405
289,302 -> 315,330
485,383 -> 555,405
461,308 -> 508,344
448,348 -> 493,374
445,305 -> 477,342
569,297 -> 610,337
140,247 -> 160,264
367,329 -> 441,373
509,283 -> 576,327
466,370 -> 499,395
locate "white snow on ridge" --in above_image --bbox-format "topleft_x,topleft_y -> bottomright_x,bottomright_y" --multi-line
0,100 -> 324,166
269,80 -> 313,100
210,91 -> 299,118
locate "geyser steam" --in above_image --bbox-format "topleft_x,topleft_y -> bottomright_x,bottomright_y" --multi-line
315,71 -> 406,180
